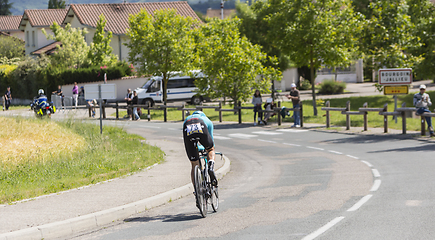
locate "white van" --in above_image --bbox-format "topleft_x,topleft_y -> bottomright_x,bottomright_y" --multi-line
135,71 -> 208,107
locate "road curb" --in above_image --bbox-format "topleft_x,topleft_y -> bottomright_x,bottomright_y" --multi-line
0,155 -> 231,240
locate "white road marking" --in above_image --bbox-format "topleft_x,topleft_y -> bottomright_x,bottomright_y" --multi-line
252,131 -> 283,135
168,128 -> 181,131
276,129 -> 308,133
258,139 -> 277,144
306,146 -> 324,151
370,180 -> 381,192
283,143 -> 301,147
328,150 -> 342,155
406,200 -> 422,206
228,133 -> 258,139
346,155 -> 359,159
302,216 -> 345,240
361,160 -> 373,167
138,125 -> 161,129
214,136 -> 232,140
372,169 -> 381,178
347,195 -> 373,212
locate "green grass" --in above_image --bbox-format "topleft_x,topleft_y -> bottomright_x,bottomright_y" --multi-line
117,90 -> 434,132
0,118 -> 164,204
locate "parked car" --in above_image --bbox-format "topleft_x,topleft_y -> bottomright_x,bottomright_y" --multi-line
135,71 -> 209,107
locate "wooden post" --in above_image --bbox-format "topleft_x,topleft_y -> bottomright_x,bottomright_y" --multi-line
363,102 -> 368,131
300,104 -> 304,127
219,101 -> 222,123
383,103 -> 388,133
421,116 -> 426,136
278,101 -> 282,126
238,101 -> 242,124
88,105 -> 92,117
325,101 -> 330,128
346,101 -> 350,130
131,106 -> 136,120
115,101 -> 119,120
401,102 -> 406,134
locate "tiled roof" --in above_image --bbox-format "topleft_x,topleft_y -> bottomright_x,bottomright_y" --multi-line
31,41 -> 62,56
0,15 -> 22,31
64,2 -> 201,35
20,9 -> 68,29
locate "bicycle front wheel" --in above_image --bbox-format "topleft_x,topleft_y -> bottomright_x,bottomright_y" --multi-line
194,165 -> 207,217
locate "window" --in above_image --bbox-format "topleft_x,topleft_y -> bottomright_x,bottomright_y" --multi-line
167,78 -> 195,89
32,31 -> 35,47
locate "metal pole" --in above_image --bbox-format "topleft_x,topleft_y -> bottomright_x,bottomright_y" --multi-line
394,95 -> 398,123
221,0 -> 224,20
99,85 -> 103,134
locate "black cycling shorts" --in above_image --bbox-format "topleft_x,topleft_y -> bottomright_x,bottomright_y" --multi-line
183,117 -> 214,161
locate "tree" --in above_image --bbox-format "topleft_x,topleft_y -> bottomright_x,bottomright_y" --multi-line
126,9 -> 198,119
42,22 -> 89,68
88,14 -> 117,67
48,0 -> 65,9
0,0 -> 13,15
194,18 -> 280,104
268,0 -> 362,116
361,0 -> 422,74
407,0 -> 435,80
0,36 -> 24,59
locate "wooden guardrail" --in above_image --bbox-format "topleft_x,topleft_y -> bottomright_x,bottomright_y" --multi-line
97,100 -> 302,126
322,101 -> 435,136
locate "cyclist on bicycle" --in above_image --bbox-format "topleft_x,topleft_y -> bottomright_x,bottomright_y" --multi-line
183,111 -> 218,188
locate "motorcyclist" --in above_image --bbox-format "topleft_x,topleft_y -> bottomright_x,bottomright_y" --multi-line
33,89 -> 48,112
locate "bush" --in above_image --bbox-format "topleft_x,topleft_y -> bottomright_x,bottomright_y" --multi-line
318,79 -> 346,94
299,79 -> 312,90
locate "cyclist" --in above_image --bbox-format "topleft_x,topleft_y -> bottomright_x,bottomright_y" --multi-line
183,111 -> 218,190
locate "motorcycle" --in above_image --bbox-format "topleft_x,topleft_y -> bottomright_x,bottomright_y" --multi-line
33,101 -> 56,118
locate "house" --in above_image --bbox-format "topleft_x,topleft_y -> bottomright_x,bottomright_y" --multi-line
0,15 -> 24,40
62,2 -> 202,62
18,9 -> 68,55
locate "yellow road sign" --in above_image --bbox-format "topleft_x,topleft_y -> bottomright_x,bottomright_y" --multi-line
384,85 -> 409,95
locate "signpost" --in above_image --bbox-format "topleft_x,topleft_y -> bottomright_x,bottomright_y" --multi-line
84,84 -> 117,134
379,68 -> 412,123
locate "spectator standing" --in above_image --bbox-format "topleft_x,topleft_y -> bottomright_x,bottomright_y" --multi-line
132,90 -> 140,121
72,82 -> 79,107
286,83 -> 301,127
52,85 -> 64,106
263,98 -> 276,125
414,84 -> 434,137
252,90 -> 263,126
4,86 -> 11,110
124,88 -> 133,119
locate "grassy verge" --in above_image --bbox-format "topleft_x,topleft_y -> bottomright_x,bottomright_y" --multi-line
0,117 -> 164,204
117,90 -> 434,131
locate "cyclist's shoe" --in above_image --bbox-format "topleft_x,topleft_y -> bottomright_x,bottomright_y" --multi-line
208,161 -> 218,187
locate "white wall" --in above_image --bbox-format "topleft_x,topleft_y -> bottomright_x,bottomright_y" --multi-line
315,73 -> 357,83
61,76 -> 149,102
273,68 -> 298,91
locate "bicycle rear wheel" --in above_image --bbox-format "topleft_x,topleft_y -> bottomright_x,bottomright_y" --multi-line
211,186 -> 219,212
194,165 -> 207,217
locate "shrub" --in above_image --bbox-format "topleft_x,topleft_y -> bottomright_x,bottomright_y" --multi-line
318,79 -> 346,94
299,79 -> 312,90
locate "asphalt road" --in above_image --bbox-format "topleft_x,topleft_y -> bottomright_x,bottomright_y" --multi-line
69,121 -> 434,240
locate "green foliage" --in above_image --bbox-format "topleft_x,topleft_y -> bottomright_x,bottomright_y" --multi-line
194,17 -> 280,103
0,0 -> 13,15
126,9 -> 198,103
48,0 -> 65,9
88,14 -> 117,67
236,0 -> 291,71
299,79 -> 312,90
0,56 -> 21,65
42,22 -> 90,68
362,0 -> 422,71
317,80 -> 346,94
0,36 -> 24,59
